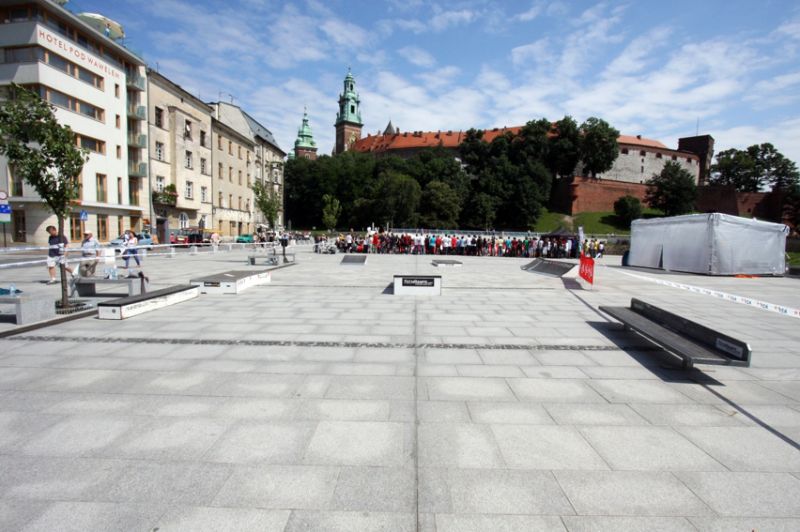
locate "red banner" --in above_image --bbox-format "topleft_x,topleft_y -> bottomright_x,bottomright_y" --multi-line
579,253 -> 594,285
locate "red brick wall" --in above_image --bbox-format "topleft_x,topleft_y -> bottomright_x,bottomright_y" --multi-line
561,177 -> 649,214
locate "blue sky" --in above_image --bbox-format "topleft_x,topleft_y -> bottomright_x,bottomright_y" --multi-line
69,0 -> 800,161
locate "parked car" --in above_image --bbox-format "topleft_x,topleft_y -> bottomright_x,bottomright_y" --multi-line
108,232 -> 153,252
236,233 -> 254,244
172,229 -> 207,247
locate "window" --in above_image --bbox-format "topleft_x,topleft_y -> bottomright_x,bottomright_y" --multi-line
184,151 -> 192,169
69,212 -> 83,241
156,176 -> 165,192
247,173 -> 251,186
2,46 -> 41,63
154,107 -> 163,128
129,179 -> 140,206
116,145 -> 121,159
656,153 -> 663,159
687,157 -> 693,163
179,212 -> 189,229
621,148 -> 629,155
672,155 -> 677,161
238,170 -> 242,185
640,150 -> 646,157
229,167 -> 233,182
117,177 -> 123,204
229,194 -> 233,209
238,196 -> 242,210
184,120 -> 192,140
350,105 -> 355,113
238,146 -> 242,159
218,162 -> 223,179
218,135 -> 222,150
96,174 -> 107,202
218,191 -> 224,207
200,130 -> 207,147
38,86 -> 104,121
228,140 -> 232,155
117,216 -> 124,238
114,84 -> 120,98
155,142 -> 164,161
115,114 -> 120,128
201,186 -> 208,203
185,180 -> 194,199
640,166 -> 644,173
97,215 -> 108,240
200,158 -> 207,175
245,199 -> 250,212
10,167 -> 23,196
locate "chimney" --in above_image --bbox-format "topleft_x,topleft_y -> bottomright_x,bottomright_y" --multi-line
636,134 -> 642,139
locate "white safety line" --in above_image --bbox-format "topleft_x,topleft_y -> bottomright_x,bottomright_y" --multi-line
609,267 -> 800,319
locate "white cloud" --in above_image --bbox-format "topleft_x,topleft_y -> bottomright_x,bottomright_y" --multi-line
398,46 -> 437,68
511,38 -> 551,67
514,2 -> 543,22
707,118 -> 800,163
416,66 -> 461,90
429,9 -> 476,32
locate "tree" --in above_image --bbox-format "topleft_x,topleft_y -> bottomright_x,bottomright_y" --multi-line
614,195 -> 643,227
0,84 -> 88,308
547,115 -> 581,178
710,143 -> 800,192
646,161 -> 697,216
321,194 -> 341,232
251,179 -> 281,229
580,117 -> 619,178
420,180 -> 460,228
373,171 -> 421,228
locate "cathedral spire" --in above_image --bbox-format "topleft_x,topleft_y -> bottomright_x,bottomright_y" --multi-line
294,107 -> 317,160
335,69 -> 364,154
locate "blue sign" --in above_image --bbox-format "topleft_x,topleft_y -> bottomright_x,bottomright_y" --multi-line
79,210 -> 88,221
0,205 -> 11,214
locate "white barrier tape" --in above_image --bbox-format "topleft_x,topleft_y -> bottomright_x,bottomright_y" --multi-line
611,267 -> 800,319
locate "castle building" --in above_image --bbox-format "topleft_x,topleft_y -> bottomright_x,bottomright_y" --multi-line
333,69 -> 362,154
293,107 -> 317,160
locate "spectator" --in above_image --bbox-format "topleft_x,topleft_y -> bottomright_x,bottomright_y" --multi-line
45,225 -> 72,284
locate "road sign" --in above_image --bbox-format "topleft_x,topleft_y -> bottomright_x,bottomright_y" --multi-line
0,190 -> 10,224
80,209 -> 88,222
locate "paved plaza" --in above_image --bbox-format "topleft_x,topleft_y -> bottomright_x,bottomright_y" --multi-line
1,247 -> 799,531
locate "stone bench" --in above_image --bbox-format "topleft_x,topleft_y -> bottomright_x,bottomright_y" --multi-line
248,253 -> 294,265
0,295 -> 55,325
393,275 -> 442,296
97,285 -> 199,320
599,298 -> 752,369
190,270 -> 271,295
74,276 -> 148,297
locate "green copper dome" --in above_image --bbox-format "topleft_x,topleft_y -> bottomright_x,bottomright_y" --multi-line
335,68 -> 363,126
295,108 -> 316,150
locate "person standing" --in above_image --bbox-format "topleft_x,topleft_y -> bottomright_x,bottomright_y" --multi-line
45,225 -> 72,284
122,230 -> 141,270
79,231 -> 100,277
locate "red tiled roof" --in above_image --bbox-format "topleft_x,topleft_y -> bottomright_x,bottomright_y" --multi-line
353,127 -> 673,154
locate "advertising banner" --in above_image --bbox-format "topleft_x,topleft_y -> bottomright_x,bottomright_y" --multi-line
579,253 -> 594,285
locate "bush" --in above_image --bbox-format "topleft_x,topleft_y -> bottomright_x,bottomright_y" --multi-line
614,195 -> 643,227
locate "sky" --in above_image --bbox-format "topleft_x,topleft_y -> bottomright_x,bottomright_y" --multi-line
69,0 -> 800,162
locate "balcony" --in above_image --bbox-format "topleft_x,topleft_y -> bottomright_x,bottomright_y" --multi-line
128,161 -> 148,177
126,73 -> 146,91
127,133 -> 147,148
127,104 -> 146,120
152,189 -> 177,206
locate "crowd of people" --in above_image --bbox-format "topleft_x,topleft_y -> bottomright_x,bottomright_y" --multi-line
315,231 -> 605,259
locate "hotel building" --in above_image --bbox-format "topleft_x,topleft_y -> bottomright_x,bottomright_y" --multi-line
0,0 -> 149,245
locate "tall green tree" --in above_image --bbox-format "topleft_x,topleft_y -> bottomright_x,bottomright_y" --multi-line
321,194 -> 341,232
0,84 -> 88,308
547,115 -> 581,178
373,171 -> 421,228
420,180 -> 460,228
646,161 -> 697,216
710,143 -> 799,192
580,117 -> 619,178
251,179 -> 281,229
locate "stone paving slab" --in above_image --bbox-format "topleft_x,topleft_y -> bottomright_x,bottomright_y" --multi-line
1,249 -> 799,529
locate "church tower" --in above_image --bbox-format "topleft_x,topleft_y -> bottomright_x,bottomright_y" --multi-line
334,68 -> 363,154
294,107 -> 318,160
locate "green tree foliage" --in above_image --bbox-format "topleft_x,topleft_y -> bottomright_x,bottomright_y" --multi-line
580,117 -> 620,178
250,179 -> 280,228
547,116 -> 581,178
613,195 -> 643,227
420,180 -> 461,228
373,171 -> 421,227
646,161 -> 697,217
321,194 -> 341,231
0,84 -> 88,307
710,143 -> 800,192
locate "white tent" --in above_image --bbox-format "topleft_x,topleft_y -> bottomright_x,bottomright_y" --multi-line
629,213 -> 788,276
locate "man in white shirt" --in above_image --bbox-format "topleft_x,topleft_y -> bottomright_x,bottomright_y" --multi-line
79,231 -> 100,277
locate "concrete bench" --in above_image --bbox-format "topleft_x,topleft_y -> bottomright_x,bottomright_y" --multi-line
393,275 -> 441,296
599,298 -> 752,369
0,295 -> 56,325
74,277 -> 148,297
190,270 -> 271,294
97,285 -> 199,320
248,253 -> 294,265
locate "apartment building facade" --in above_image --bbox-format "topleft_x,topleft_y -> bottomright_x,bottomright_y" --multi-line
0,0 -> 148,245
147,69 -> 212,243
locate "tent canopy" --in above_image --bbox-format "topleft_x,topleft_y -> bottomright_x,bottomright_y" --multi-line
629,213 -> 788,276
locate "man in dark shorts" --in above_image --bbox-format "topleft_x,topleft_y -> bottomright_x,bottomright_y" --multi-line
46,225 -> 73,284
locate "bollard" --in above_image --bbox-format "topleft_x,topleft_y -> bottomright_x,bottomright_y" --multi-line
141,248 -> 147,259
169,247 -> 176,258
212,244 -> 218,254
190,245 -> 198,255
227,244 -> 233,252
